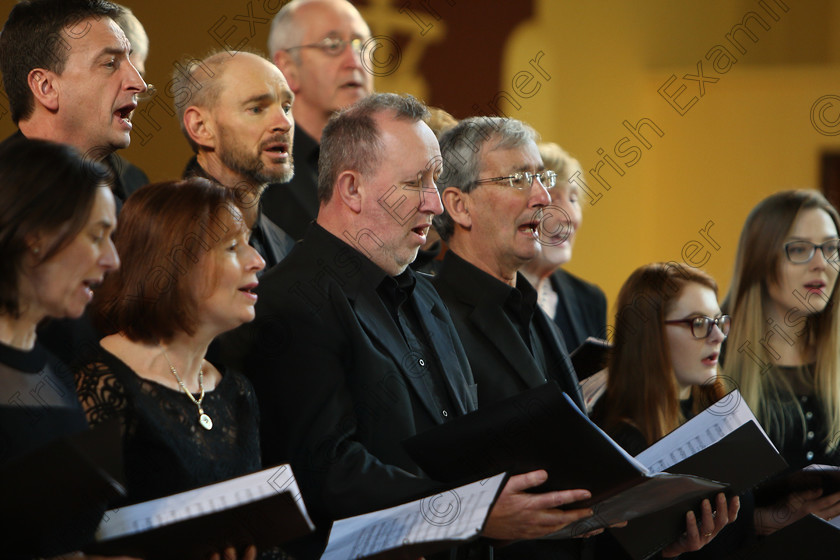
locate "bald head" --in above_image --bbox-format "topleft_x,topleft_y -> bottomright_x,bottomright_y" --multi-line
177,51 -> 295,189
268,0 -> 372,140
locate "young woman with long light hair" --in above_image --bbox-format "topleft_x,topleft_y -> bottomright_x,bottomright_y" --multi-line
723,189 -> 840,531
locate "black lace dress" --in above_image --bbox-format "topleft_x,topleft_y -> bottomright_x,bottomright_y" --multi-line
74,346 -> 262,505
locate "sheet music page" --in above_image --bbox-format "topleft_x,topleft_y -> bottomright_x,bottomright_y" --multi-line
320,473 -> 506,560
634,390 -> 776,473
96,464 -> 313,539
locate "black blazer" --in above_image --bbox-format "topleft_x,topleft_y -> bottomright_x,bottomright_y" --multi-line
550,268 -> 608,352
432,252 -> 585,412
219,224 -> 479,527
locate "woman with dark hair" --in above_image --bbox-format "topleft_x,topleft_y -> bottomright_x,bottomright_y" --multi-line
75,178 -> 265,559
722,190 -> 840,532
593,262 -> 739,558
0,138 -> 121,558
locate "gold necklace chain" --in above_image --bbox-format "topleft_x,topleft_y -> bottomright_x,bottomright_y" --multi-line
161,348 -> 213,430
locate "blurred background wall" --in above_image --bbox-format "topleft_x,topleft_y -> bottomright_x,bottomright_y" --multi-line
2,0 -> 839,331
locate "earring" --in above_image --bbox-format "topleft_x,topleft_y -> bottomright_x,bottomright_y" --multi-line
32,246 -> 40,255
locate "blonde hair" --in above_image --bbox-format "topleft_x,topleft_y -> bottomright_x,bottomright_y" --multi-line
722,190 -> 840,451
537,142 -> 582,183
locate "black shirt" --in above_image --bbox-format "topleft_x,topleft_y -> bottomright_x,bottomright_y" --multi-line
441,250 -> 553,380
377,267 -> 457,421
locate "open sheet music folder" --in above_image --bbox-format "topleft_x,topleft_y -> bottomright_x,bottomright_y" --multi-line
321,473 -> 507,560
1,419 -> 125,558
87,464 -> 315,560
403,382 -> 727,540
609,391 -> 788,559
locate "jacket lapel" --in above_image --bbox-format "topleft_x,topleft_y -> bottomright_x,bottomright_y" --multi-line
553,271 -> 587,349
353,289 -> 447,424
469,303 -> 548,389
533,307 -> 586,412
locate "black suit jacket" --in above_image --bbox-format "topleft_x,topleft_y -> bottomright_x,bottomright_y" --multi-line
433,252 -> 586,560
433,251 -> 584,411
219,224 -> 478,528
550,268 -> 608,352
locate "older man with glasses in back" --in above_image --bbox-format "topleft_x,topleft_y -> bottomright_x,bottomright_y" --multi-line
261,0 -> 374,241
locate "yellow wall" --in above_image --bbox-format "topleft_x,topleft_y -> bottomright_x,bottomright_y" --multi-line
2,0 -> 839,322
500,0 -> 840,320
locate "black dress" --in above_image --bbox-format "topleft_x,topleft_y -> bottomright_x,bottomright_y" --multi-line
764,364 -> 840,470
74,346 -> 262,505
0,340 -> 91,558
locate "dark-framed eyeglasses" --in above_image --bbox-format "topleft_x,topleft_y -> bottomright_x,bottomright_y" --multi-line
285,36 -> 364,57
783,239 -> 840,264
664,314 -> 731,339
472,170 -> 557,190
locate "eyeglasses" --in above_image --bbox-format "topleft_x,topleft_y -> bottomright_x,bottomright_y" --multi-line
783,239 -> 840,264
285,36 -> 364,57
664,315 -> 731,339
472,170 -> 557,190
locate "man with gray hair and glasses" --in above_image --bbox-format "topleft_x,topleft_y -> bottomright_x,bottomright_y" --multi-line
433,117 -> 737,560
260,0 -> 373,241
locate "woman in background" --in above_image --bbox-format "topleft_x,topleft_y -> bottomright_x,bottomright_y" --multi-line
75,179 -> 266,559
723,189 -> 840,532
520,143 -> 607,352
593,262 -> 739,558
0,138 -> 125,558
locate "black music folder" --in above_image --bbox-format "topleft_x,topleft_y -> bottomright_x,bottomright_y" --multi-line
569,337 -> 610,380
723,514 -> 840,560
87,464 -> 315,560
403,382 -> 726,541
1,420 -> 125,558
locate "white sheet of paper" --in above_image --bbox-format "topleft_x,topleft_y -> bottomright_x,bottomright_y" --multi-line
96,464 -> 314,539
320,473 -> 506,560
634,390 -> 777,473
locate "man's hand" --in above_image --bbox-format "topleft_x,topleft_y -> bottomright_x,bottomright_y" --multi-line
661,493 -> 740,558
755,488 -> 840,535
482,470 -> 593,541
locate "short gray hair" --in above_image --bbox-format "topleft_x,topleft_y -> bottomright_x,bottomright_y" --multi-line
434,117 -> 539,241
318,93 -> 430,204
267,0 -> 306,62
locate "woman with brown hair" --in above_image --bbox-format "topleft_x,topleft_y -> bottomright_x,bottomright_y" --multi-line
595,263 -> 728,449
74,178 -> 266,559
593,262 -> 738,558
722,189 -> 840,532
